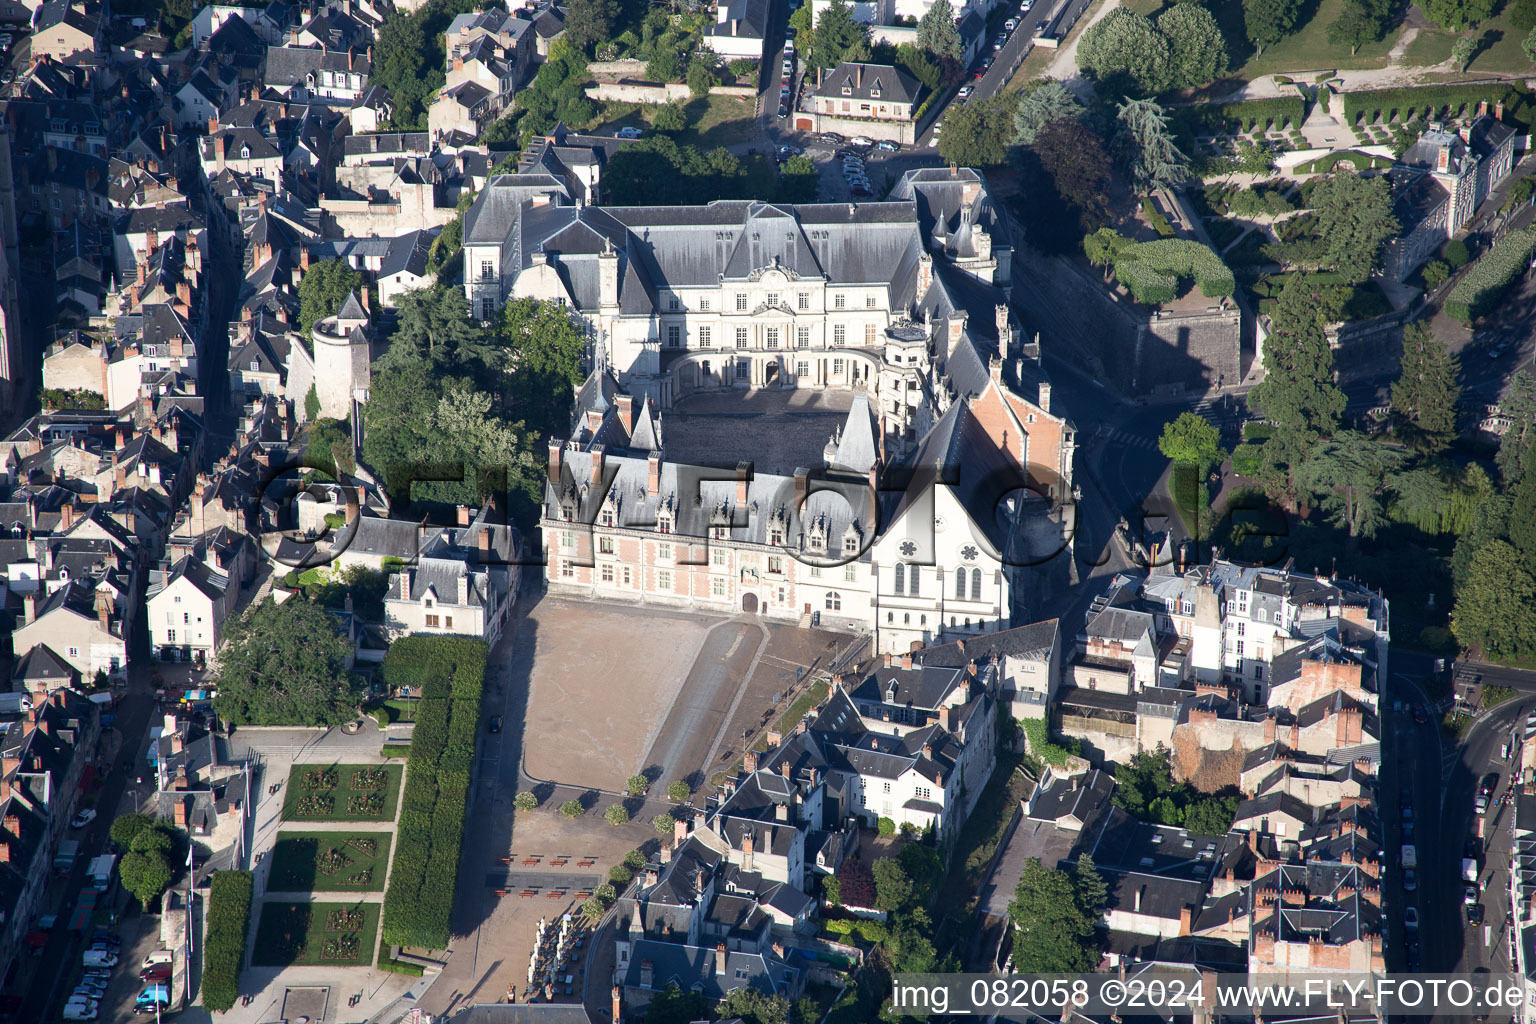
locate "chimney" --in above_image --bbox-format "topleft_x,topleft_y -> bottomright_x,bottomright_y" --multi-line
1038,382 -> 1051,414
590,444 -> 605,489
1496,100 -> 1504,121
744,749 -> 758,773
742,830 -> 754,871
766,729 -> 781,747
616,394 -> 632,431
647,450 -> 661,495
779,760 -> 790,779
1289,722 -> 1299,749
22,593 -> 35,625
1437,145 -> 1450,174
1264,717 -> 1276,744
901,652 -> 913,669
548,439 -> 563,480
714,943 -> 727,978
61,503 -> 74,529
612,986 -> 621,1024
673,815 -> 688,846
1479,100 -> 1489,118
735,461 -> 751,507
793,468 -> 807,512
1179,906 -> 1193,936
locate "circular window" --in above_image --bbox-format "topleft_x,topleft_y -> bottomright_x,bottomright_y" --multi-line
899,540 -> 916,557
962,545 -> 978,562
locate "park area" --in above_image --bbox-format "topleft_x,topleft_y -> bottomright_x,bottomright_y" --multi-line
268,832 -> 394,892
252,901 -> 381,968
281,763 -> 403,823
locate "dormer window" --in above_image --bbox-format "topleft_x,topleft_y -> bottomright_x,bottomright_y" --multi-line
842,87 -> 851,96
769,528 -> 783,546
657,513 -> 673,534
870,89 -> 880,99
844,534 -> 858,553
425,597 -> 433,608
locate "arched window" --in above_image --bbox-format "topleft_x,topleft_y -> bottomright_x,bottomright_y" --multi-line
954,569 -> 965,599
971,568 -> 982,601
909,565 -> 920,597
893,563 -> 904,594
825,592 -> 841,611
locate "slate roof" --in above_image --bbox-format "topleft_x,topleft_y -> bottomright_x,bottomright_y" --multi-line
913,618 -> 1059,668
379,227 -> 438,279
812,62 -> 921,105
264,45 -> 371,87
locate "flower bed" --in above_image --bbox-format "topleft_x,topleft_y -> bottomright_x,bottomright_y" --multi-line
282,762 -> 403,822
268,831 -> 393,893
252,901 -> 380,967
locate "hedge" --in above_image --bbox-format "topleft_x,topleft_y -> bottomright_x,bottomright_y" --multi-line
382,744 -> 411,757
1232,443 -> 1264,477
1174,97 -> 1307,136
1340,83 -> 1526,126
1111,238 -> 1235,304
379,637 -> 488,950
1292,150 -> 1394,174
1444,227 -> 1536,323
202,870 -> 253,1012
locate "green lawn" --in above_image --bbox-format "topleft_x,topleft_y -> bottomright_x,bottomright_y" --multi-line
1403,12 -> 1536,74
588,94 -> 761,150
268,832 -> 393,893
253,901 -> 380,967
281,763 -> 403,823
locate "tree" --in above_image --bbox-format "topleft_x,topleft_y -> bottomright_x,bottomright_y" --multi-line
895,43 -> 942,91
1293,431 -> 1404,540
1157,4 -> 1227,88
1007,858 -> 1099,971
1327,0 -> 1391,54
652,100 -> 686,130
1116,98 -> 1189,193
560,799 -> 583,817
1309,172 -> 1397,285
1184,794 -> 1240,834
1076,9 -> 1172,96
1159,412 -> 1226,474
883,908 -> 942,973
652,812 -> 675,834
1421,260 -> 1450,290
822,874 -> 842,905
937,93 -> 1018,167
1499,373 -> 1536,485
666,780 -> 691,802
110,813 -> 158,851
917,0 -> 963,60
643,984 -> 710,1024
686,59 -> 715,96
718,988 -> 793,1024
872,857 -> 913,911
304,385 -> 320,422
898,843 -> 943,905
811,0 -> 870,69
777,154 -> 820,204
1013,79 -> 1083,145
212,597 -> 360,726
298,259 -> 365,336
1452,35 -> 1477,70
1072,855 -> 1108,921
120,848 -> 174,909
1243,0 -> 1302,52
1509,470 -> 1536,564
605,804 -> 630,825
1515,0 -> 1536,29
1453,540 -> 1536,658
565,0 -> 617,52
626,774 -> 650,796
1247,274 -> 1345,467
515,792 -> 538,810
1031,116 -> 1113,231
1391,321 -> 1461,454
836,857 -> 876,907
1423,0 -> 1495,31
1524,24 -> 1536,61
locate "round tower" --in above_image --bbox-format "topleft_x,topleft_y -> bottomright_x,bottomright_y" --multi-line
311,290 -> 372,420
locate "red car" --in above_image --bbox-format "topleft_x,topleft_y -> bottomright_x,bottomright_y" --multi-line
139,963 -> 172,983
1413,706 -> 1427,724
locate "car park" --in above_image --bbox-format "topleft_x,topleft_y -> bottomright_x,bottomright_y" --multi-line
70,808 -> 97,828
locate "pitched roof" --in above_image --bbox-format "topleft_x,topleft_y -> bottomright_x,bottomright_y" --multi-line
812,62 -> 921,105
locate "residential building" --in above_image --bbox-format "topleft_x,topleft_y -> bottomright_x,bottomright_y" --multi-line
703,0 -> 771,60
383,507 -> 519,646
12,579 -> 127,680
146,554 -> 236,662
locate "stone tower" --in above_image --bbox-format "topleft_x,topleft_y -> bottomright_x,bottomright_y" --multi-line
311,290 -> 372,420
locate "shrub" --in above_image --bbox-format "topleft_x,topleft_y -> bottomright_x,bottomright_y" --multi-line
1171,97 -> 1306,136
514,792 -> 538,811
379,638 -> 486,950
1231,444 -> 1264,477
666,780 -> 691,802
623,849 -> 646,871
1105,236 -> 1235,304
202,870 -> 253,1012
1444,227 -> 1536,322
652,102 -> 687,131
653,813 -> 675,834
626,774 -> 649,797
1443,238 -> 1471,269
605,804 -> 630,826
561,799 -> 583,818
1340,84 -> 1525,126
609,863 -> 634,885
877,817 -> 896,837
686,59 -> 715,96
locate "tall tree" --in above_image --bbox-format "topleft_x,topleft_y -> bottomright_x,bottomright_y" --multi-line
1327,0 -> 1392,54
1247,274 -> 1345,471
212,597 -> 361,726
1013,79 -> 1083,145
1497,372 -> 1536,485
1116,98 -> 1189,193
1309,172 -> 1398,284
1072,855 -> 1108,921
777,154 -> 820,204
716,989 -> 791,1024
1158,411 -> 1226,474
1292,431 -> 1404,540
1157,4 -> 1228,88
1508,469 -> 1536,565
500,297 -> 589,434
1452,540 -> 1536,659
1514,0 -> 1536,29
1243,0 -> 1303,53
564,0 -> 617,52
1423,0 -> 1495,31
872,857 -> 914,911
1076,9 -> 1172,96
916,0 -> 963,60
1008,858 -> 1099,971
1031,116 -> 1113,231
937,93 -> 1018,167
298,259 -> 365,336
1452,34 -> 1477,70
811,0 -> 870,69
1391,321 -> 1461,454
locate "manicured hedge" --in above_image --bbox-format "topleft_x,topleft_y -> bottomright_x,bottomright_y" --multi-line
1444,227 -> 1536,323
1175,97 -> 1308,136
379,637 -> 488,951
1112,239 -> 1235,304
202,870 -> 254,1013
1340,83 -> 1525,126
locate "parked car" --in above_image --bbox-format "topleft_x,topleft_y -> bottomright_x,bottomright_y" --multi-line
777,105 -> 788,117
82,950 -> 118,968
62,1002 -> 98,1022
1402,868 -> 1417,891
1467,903 -> 1485,925
141,951 -> 173,970
73,982 -> 107,1000
818,132 -> 844,144
1413,705 -> 1427,724
850,135 -> 874,146
958,85 -> 974,100
993,34 -> 1006,49
1464,883 -> 1480,904
70,808 -> 97,829
134,986 -> 171,1015
849,184 -> 872,197
615,126 -> 644,139
1004,17 -> 1017,29
139,963 -> 173,983
1404,906 -> 1420,929
488,715 -> 502,733
876,139 -> 898,151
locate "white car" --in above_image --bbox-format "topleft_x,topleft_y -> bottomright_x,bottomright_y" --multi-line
615,126 -> 644,139
1005,17 -> 1017,29
70,808 -> 96,829
958,86 -> 974,100
82,950 -> 118,968
142,950 -> 173,969
850,135 -> 874,146
63,1003 -> 99,1023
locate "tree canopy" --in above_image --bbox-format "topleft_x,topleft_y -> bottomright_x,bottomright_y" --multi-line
1157,4 -> 1228,88
1243,0 -> 1303,52
604,136 -> 754,205
1246,274 -> 1345,469
212,596 -> 362,726
917,0 -> 964,59
811,0 -> 870,69
1013,79 -> 1083,145
1309,171 -> 1398,284
1453,540 -> 1536,658
1327,0 -> 1394,53
298,259 -> 365,337
1076,9 -> 1172,96
1159,411 -> 1226,474
1391,321 -> 1460,454
937,93 -> 1019,167
1007,857 -> 1102,971
1293,431 -> 1404,541
1116,98 -> 1189,193
1422,0 -> 1495,32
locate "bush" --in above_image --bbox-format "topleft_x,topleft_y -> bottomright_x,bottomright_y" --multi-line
666,780 -> 691,802
1231,443 -> 1264,477
609,863 -> 634,885
1444,227 -> 1536,322
626,774 -> 650,797
1442,238 -> 1471,269
202,871 -> 253,1012
652,102 -> 687,131
605,804 -> 631,826
877,817 -> 896,837
1340,83 -> 1526,126
561,799 -> 583,818
1107,236 -> 1235,303
1141,197 -> 1175,238
379,638 -> 486,950
1171,97 -> 1307,136
514,792 -> 538,811
686,59 -> 716,96
653,812 -> 675,834
1020,717 -> 1079,768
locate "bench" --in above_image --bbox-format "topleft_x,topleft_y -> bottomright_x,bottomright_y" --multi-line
520,890 -> 538,898
577,859 -> 595,867
550,859 -> 568,867
522,858 -> 540,866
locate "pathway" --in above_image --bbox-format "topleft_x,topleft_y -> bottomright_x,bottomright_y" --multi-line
1047,0 -> 1120,100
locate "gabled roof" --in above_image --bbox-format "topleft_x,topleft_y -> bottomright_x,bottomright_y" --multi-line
812,62 -> 921,105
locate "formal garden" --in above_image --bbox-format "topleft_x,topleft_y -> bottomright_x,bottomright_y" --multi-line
281,763 -> 403,823
252,900 -> 381,968
268,832 -> 394,892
